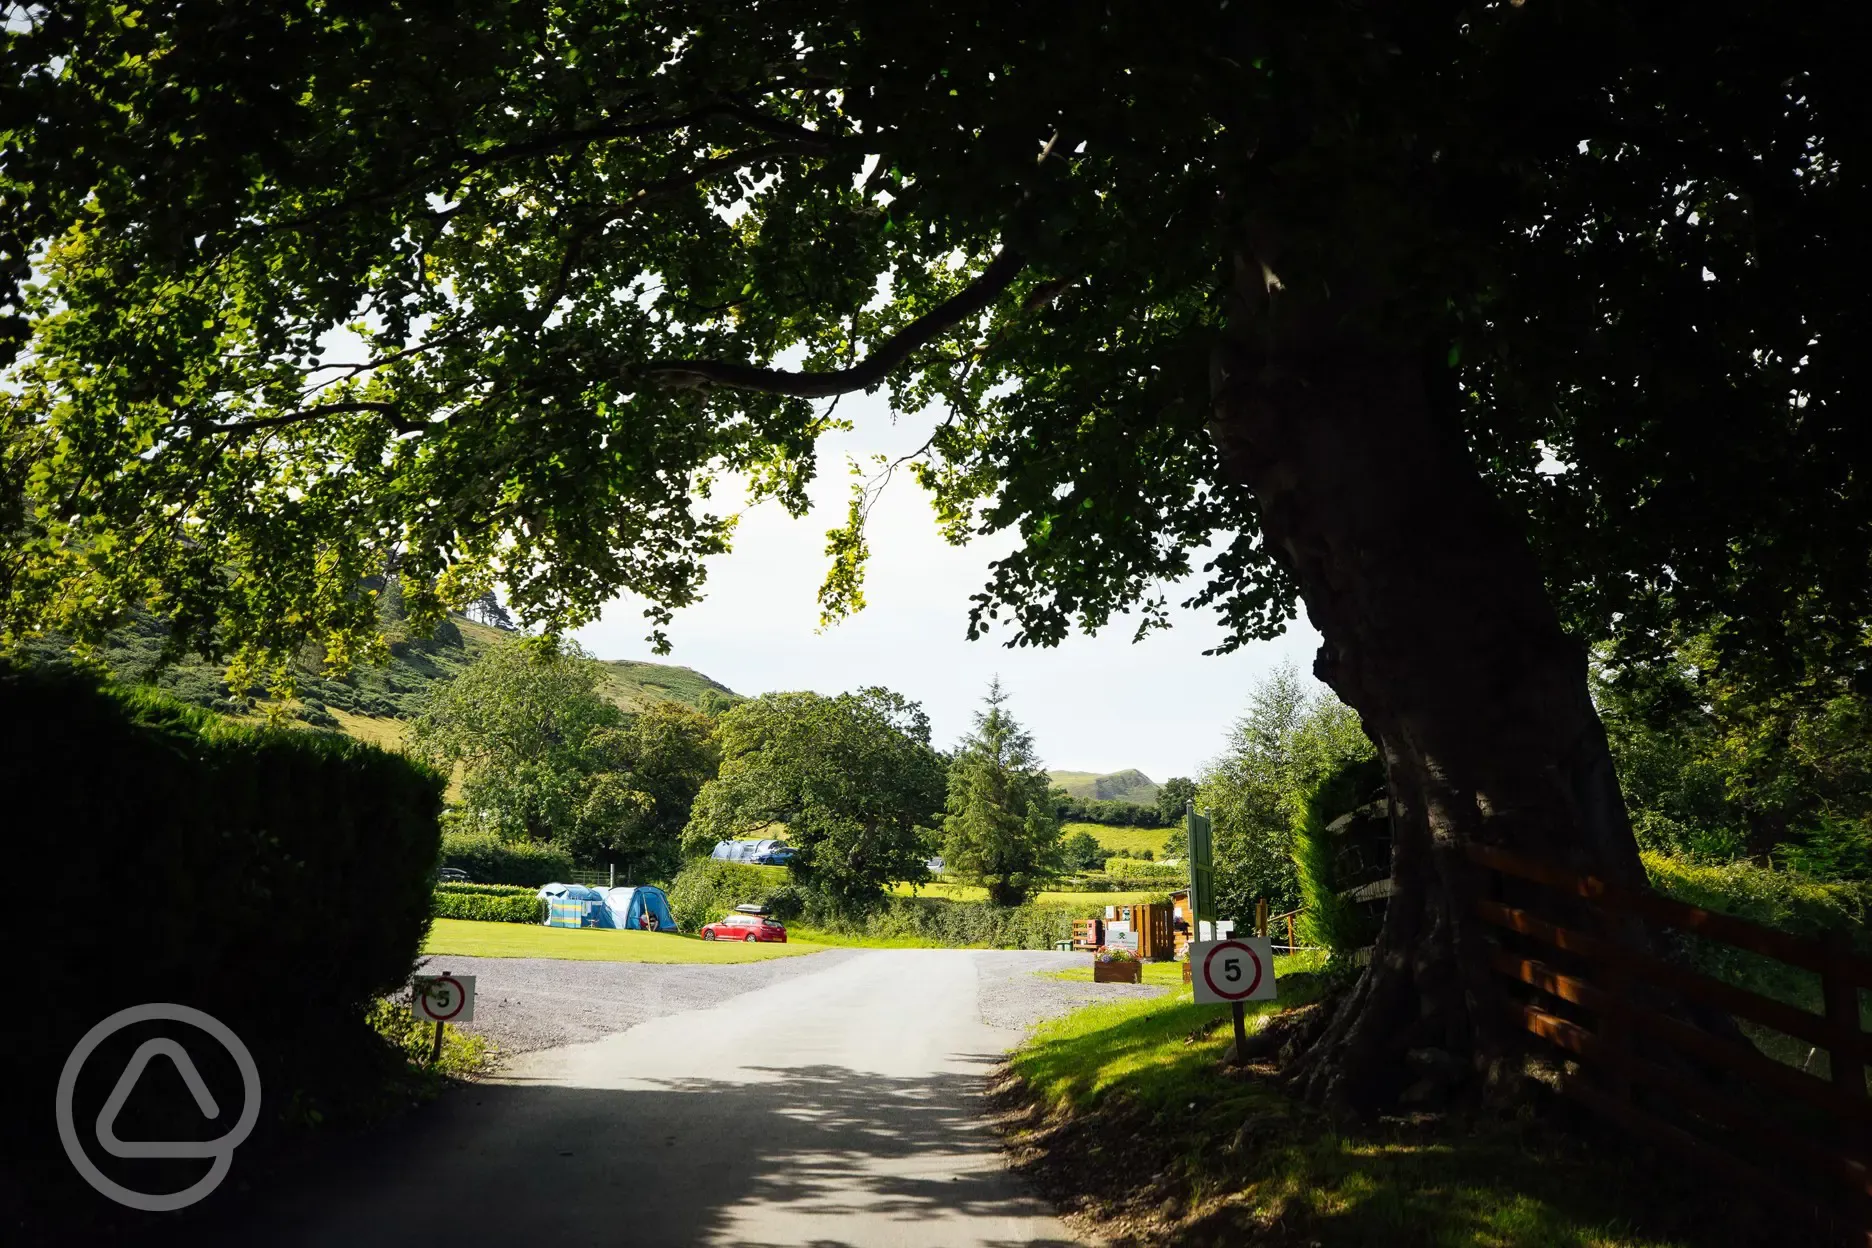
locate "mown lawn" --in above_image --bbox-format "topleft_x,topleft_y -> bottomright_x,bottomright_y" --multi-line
1007,955 -> 1766,1247
424,918 -> 830,963
1039,958 -> 1192,987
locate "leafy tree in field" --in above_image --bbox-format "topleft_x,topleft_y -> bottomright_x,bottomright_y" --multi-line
682,688 -> 946,907
409,637 -> 620,843
1061,830 -> 1108,874
942,680 -> 1062,906
410,638 -> 716,875
1199,664 -> 1376,917
1157,776 -> 1198,826
8,2 -> 1869,1107
568,701 -> 720,882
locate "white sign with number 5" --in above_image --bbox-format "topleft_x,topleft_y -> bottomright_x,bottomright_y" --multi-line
1188,938 -> 1278,1004
412,974 -> 476,1023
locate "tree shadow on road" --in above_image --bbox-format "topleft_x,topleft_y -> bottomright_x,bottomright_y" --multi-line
133,1056 -> 1074,1248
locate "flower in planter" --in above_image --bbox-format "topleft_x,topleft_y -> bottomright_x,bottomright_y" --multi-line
1094,946 -> 1139,964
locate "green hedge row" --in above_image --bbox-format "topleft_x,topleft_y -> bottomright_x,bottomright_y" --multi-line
433,889 -> 543,924
435,881 -> 539,898
666,860 -> 1080,947
438,829 -> 574,886
4,662 -> 444,1232
802,895 -> 1080,948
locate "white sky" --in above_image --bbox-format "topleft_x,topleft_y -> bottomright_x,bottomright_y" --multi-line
573,390 -> 1326,781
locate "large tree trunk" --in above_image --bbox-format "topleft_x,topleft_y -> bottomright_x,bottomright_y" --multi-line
1207,255 -> 1648,1113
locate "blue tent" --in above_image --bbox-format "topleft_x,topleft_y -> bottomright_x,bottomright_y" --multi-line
597,885 -> 678,932
537,883 -> 613,928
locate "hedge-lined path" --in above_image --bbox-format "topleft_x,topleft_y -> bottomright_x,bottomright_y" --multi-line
214,950 -> 1132,1247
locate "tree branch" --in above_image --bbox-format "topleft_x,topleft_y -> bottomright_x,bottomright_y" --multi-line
641,249 -> 1027,399
202,401 -> 423,438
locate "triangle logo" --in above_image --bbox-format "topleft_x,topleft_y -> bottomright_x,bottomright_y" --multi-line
94,1038 -> 225,1160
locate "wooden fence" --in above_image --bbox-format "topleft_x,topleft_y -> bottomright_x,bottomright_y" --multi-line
1466,843 -> 1872,1244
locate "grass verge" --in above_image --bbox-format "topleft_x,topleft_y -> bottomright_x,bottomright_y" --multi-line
423,917 -> 829,962
997,957 -> 1778,1247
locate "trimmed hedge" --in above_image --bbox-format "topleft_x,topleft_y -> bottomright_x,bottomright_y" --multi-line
438,829 -> 574,887
4,662 -> 444,1232
435,880 -> 539,898
801,894 -> 1079,948
666,859 -> 1080,947
433,888 -> 544,924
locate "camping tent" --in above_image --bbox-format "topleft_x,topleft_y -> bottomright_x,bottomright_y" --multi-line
598,885 -> 678,933
537,883 -> 613,928
710,838 -> 784,863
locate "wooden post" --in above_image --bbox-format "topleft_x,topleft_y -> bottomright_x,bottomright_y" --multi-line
1287,912 -> 1295,952
1231,1001 -> 1249,1066
1821,929 -> 1867,1153
430,1019 -> 445,1066
1255,898 -> 1269,939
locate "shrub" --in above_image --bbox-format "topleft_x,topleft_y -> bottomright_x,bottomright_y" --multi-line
668,859 -> 790,929
3,661 -> 444,1230
799,894 -> 1079,948
1292,756 -> 1388,955
438,829 -> 574,887
434,881 -> 537,898
432,888 -> 544,924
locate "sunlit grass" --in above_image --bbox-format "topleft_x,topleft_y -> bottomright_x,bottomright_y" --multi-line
1009,954 -> 1721,1246
1063,822 -> 1173,858
423,918 -> 827,963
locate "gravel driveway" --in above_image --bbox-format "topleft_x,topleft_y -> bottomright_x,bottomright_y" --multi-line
973,949 -> 1173,1033
417,947 -> 864,1056
421,947 -> 1169,1060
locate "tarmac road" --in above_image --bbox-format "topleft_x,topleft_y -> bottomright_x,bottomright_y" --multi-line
249,950 -> 1081,1247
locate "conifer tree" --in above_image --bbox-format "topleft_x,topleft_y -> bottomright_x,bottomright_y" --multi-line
941,679 -> 1062,906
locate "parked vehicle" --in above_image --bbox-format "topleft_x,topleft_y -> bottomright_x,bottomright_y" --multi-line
699,913 -> 788,943
750,847 -> 796,866
437,867 -> 472,883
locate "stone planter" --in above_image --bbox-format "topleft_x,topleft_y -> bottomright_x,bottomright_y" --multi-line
1093,959 -> 1143,984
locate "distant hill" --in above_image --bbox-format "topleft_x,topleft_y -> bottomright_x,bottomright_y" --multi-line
1049,768 -> 1160,806
18,608 -> 743,749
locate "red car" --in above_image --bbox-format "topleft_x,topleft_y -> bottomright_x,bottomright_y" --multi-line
699,913 -> 788,943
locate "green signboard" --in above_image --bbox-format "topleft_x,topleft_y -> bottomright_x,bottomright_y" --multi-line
1185,805 -> 1215,925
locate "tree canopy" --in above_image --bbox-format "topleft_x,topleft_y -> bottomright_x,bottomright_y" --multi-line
681,687 -> 946,905
410,635 -> 716,876
3,1 -> 1864,690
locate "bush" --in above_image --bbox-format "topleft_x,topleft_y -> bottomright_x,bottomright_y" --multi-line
1292,756 -> 1388,955
799,894 -> 1079,948
438,829 -> 574,887
434,881 -> 537,898
432,888 -> 544,924
1101,857 -> 1182,877
3,661 -> 444,1232
1643,852 -> 1869,941
668,859 -> 790,929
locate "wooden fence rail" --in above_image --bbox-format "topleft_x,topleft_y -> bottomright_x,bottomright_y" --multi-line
1465,843 -> 1872,1244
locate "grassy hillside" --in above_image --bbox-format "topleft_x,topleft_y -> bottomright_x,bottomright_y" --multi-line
1049,767 -> 1160,805
20,608 -> 742,747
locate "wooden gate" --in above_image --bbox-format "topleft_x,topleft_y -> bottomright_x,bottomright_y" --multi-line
1466,843 -> 1872,1243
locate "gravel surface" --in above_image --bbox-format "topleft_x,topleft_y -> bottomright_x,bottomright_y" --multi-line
973,949 -> 1173,1033
421,947 -> 1165,1062
417,947 -> 863,1058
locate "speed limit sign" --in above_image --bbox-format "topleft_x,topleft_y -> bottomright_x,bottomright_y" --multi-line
412,973 -> 476,1023
1189,938 -> 1277,1004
